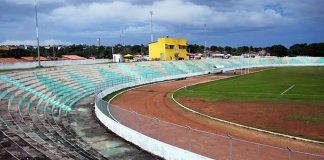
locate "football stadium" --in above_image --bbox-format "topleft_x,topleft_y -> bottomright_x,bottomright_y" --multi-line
0,56 -> 324,160
1,0 -> 324,159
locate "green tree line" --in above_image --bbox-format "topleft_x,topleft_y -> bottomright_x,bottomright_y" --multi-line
0,42 -> 323,59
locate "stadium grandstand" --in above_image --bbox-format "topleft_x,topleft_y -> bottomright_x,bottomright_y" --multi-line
0,56 -> 324,160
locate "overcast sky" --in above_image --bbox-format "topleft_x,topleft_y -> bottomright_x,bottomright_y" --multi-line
1,0 -> 324,47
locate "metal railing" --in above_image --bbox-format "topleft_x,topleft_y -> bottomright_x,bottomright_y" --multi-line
94,61 -> 324,160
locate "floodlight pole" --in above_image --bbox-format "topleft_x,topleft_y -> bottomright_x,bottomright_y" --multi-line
122,29 -> 124,46
204,24 -> 207,57
241,55 -> 243,75
248,48 -> 250,74
34,0 -> 41,67
150,11 -> 154,42
52,44 -> 55,60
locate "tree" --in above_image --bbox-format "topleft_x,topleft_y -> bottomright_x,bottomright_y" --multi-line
289,43 -> 307,56
224,46 -> 233,54
269,45 -> 288,57
303,43 -> 324,57
237,46 -> 249,54
210,45 -> 219,51
130,45 -> 142,54
187,44 -> 205,53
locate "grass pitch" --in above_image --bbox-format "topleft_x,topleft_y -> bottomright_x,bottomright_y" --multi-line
174,67 -> 324,103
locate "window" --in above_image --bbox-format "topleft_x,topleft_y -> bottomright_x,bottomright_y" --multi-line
165,44 -> 174,49
179,45 -> 187,49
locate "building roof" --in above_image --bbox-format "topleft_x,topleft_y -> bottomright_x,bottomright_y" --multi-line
0,46 -> 18,51
0,58 -> 26,63
208,50 -> 221,54
187,53 -> 195,56
21,56 -> 49,61
61,55 -> 87,60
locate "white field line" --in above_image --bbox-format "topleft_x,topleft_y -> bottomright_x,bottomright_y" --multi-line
280,85 -> 295,95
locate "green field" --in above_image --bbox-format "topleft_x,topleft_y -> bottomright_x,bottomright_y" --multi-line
174,67 -> 324,103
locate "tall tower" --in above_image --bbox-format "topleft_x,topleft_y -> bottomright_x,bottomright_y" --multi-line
204,23 -> 207,57
34,0 -> 41,67
150,11 -> 154,42
97,38 -> 101,47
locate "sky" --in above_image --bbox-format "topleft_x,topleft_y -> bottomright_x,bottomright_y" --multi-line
0,0 -> 324,47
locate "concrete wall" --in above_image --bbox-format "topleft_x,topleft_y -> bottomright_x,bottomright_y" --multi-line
0,59 -> 112,70
95,106 -> 211,160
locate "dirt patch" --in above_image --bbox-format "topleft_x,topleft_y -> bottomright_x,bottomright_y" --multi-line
177,98 -> 324,141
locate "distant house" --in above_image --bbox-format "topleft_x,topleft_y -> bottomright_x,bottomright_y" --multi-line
258,50 -> 270,56
187,53 -> 195,59
0,46 -> 18,51
61,55 -> 87,60
0,58 -> 26,63
21,56 -> 49,62
112,54 -> 124,63
207,50 -> 224,57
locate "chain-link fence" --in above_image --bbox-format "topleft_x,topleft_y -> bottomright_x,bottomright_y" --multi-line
94,65 -> 324,160
96,98 -> 324,160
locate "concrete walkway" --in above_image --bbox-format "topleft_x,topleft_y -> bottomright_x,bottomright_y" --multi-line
66,95 -> 162,160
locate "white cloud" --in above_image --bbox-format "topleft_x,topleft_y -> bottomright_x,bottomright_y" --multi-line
0,39 -> 71,46
42,39 -> 71,45
125,24 -> 167,34
46,0 -> 290,29
0,40 -> 36,46
3,0 -> 66,5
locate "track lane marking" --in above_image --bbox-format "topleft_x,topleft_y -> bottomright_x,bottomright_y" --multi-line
280,85 -> 295,95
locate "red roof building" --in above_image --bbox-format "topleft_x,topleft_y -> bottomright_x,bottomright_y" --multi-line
21,56 -> 49,61
61,55 -> 87,60
0,46 -> 18,51
0,58 -> 26,63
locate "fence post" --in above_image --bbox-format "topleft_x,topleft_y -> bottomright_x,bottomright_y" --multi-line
132,111 -> 137,131
208,133 -> 212,158
228,134 -> 233,160
257,143 -> 260,160
188,125 -> 192,151
288,147 -> 293,160
155,117 -> 160,140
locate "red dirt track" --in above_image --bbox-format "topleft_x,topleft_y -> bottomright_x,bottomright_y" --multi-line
178,98 -> 324,141
111,70 -> 324,159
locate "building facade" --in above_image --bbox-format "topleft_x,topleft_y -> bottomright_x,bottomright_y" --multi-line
149,38 -> 188,61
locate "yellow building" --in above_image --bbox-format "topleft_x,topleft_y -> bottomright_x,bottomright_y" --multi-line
149,38 -> 188,61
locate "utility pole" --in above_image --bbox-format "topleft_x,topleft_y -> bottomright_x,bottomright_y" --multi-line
150,11 -> 154,42
248,47 -> 251,74
204,24 -> 207,57
52,44 -> 55,60
34,0 -> 41,67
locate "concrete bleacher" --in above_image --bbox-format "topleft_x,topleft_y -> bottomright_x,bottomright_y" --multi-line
0,57 -> 323,159
134,64 -> 165,79
0,68 -> 106,159
315,57 -> 324,63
